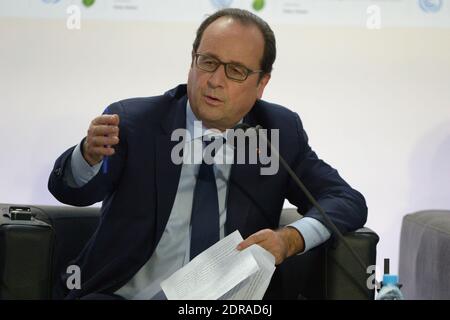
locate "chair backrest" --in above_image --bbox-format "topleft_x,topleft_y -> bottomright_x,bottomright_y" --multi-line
36,205 -> 101,295
0,205 -> 54,299
399,210 -> 450,299
0,204 -> 101,299
0,204 -> 378,299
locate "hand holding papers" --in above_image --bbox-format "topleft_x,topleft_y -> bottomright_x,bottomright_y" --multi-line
161,230 -> 276,300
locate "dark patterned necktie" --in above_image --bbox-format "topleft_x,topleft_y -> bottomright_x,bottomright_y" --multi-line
190,138 -> 221,260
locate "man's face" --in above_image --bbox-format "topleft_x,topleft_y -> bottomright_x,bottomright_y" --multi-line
187,17 -> 271,131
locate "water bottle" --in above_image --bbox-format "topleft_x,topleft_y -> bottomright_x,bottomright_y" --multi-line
376,274 -> 404,300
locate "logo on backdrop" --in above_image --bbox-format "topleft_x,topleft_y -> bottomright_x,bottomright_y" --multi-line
252,0 -> 266,11
418,0 -> 443,13
82,0 -> 96,8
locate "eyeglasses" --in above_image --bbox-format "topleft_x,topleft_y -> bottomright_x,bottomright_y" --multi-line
193,53 -> 263,82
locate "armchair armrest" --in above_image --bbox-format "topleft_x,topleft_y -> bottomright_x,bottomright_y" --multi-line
325,227 -> 379,299
0,204 -> 100,299
268,209 -> 379,300
0,205 -> 54,299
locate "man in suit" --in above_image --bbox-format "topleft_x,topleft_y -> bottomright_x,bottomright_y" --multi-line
48,8 -> 367,299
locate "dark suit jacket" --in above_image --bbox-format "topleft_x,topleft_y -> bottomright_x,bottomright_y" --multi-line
48,84 -> 367,299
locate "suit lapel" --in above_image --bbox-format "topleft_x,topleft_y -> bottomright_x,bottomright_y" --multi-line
225,104 -> 262,237
154,94 -> 187,245
226,161 -> 261,237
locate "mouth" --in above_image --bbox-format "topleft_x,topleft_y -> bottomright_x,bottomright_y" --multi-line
203,94 -> 224,106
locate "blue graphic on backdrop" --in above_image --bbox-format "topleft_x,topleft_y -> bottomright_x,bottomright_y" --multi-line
419,0 -> 443,13
210,0 -> 233,9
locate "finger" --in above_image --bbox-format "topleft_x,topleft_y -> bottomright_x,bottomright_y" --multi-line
91,125 -> 119,137
236,230 -> 268,250
90,135 -> 119,147
246,238 -> 284,265
89,146 -> 116,157
92,114 -> 120,126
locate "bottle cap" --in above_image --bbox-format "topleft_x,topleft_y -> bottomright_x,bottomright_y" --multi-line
383,274 -> 398,285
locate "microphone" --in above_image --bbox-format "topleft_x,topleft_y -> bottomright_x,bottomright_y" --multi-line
232,123 -> 376,294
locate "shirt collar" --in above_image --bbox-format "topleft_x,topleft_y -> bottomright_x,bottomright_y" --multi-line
186,100 -> 242,142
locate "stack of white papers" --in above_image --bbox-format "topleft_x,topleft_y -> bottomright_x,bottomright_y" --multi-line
160,230 -> 276,300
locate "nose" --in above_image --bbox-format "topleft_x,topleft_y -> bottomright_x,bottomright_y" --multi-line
207,64 -> 227,88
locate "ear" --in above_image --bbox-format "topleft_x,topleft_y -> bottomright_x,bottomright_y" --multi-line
256,73 -> 271,99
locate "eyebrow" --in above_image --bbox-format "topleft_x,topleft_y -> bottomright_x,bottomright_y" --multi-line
203,52 -> 248,68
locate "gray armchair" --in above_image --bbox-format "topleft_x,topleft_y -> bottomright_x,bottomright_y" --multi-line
399,210 -> 450,299
0,204 -> 378,300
